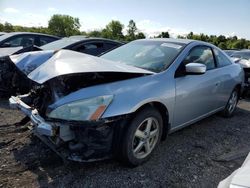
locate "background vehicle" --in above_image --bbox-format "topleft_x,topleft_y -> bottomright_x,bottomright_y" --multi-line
9,39 -> 244,166
230,50 -> 250,97
0,37 -> 124,97
224,49 -> 238,56
0,32 -> 6,36
0,32 -> 60,48
40,36 -> 124,56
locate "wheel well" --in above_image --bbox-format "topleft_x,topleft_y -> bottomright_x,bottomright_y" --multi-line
134,102 -> 169,141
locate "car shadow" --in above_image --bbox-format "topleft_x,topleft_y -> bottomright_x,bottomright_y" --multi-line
10,100 -> 250,187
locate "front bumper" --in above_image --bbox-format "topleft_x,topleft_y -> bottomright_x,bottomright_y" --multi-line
9,95 -> 119,162
10,95 -> 55,136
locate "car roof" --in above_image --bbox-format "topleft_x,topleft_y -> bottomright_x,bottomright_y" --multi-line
140,38 -> 195,45
0,32 -> 59,39
66,36 -> 124,44
40,36 -> 124,50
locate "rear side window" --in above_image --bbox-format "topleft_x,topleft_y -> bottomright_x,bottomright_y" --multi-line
214,48 -> 232,67
184,46 -> 215,70
2,35 -> 35,47
39,36 -> 57,46
104,42 -> 120,51
74,42 -> 105,56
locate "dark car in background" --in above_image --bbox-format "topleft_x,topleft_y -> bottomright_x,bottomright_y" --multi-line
0,36 -> 124,57
40,36 -> 124,56
0,36 -> 124,97
0,32 -> 60,48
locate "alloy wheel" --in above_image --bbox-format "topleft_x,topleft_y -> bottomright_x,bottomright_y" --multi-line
227,91 -> 238,113
132,117 -> 160,159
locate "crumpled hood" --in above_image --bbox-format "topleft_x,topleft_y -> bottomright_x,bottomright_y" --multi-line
10,49 -> 154,84
10,50 -> 55,75
0,47 -> 23,57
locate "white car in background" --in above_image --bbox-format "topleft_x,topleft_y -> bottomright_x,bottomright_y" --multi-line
230,50 -> 250,97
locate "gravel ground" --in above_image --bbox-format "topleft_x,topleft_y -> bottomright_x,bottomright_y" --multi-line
0,99 -> 250,188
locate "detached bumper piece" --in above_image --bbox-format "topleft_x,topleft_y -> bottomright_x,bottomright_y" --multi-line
9,95 -> 117,162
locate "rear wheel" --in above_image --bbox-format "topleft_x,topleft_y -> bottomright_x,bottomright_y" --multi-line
120,107 -> 163,166
221,89 -> 239,117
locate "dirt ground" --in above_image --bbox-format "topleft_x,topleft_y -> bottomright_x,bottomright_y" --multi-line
0,98 -> 250,188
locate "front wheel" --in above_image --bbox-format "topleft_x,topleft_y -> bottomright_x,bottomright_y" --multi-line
120,107 -> 163,166
221,89 -> 239,117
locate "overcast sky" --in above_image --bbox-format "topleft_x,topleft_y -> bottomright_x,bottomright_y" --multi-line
0,0 -> 249,39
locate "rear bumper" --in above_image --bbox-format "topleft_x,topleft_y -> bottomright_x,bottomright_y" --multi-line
9,95 -> 121,162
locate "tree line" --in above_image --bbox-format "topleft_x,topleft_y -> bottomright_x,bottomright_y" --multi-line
0,14 -> 249,49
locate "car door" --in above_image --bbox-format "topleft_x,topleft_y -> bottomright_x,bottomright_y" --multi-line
213,48 -> 236,107
173,45 -> 221,127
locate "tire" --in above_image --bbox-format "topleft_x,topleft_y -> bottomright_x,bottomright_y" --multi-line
120,106 -> 163,166
221,88 -> 239,118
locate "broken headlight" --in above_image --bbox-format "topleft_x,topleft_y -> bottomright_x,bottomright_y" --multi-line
47,95 -> 113,121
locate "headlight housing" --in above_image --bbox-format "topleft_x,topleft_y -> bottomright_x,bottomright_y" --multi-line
47,95 -> 113,121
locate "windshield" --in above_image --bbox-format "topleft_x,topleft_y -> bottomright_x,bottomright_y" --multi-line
101,40 -> 184,73
40,38 -> 80,50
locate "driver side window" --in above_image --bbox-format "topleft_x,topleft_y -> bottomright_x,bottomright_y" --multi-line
184,46 -> 215,70
3,35 -> 35,47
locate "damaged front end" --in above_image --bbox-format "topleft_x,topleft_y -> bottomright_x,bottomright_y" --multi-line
9,72 -> 136,162
10,96 -> 124,162
9,49 -> 154,162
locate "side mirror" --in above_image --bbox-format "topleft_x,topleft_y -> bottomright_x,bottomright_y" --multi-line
1,42 -> 11,47
185,63 -> 206,74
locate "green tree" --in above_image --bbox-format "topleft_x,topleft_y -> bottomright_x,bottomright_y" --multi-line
231,41 -> 243,49
156,32 -> 170,38
4,22 -> 14,32
127,19 -> 137,41
218,42 -> 227,49
88,30 -> 102,37
102,20 -> 124,40
217,35 -> 227,43
48,14 -> 81,37
187,32 -> 194,39
177,35 -> 185,39
0,23 -> 4,31
136,32 -> 146,39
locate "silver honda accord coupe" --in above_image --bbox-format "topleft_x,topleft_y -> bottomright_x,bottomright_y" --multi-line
9,38 -> 244,166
